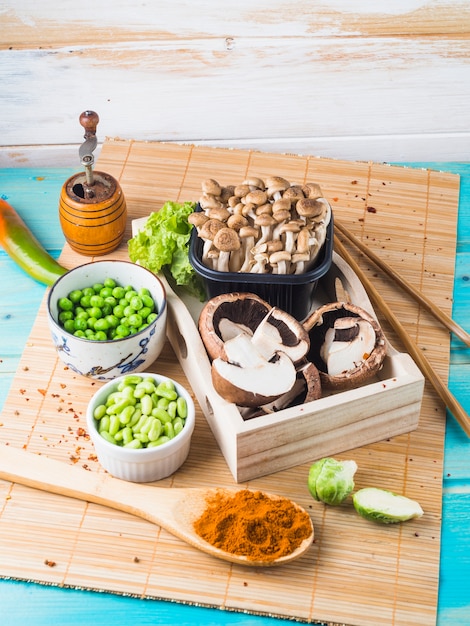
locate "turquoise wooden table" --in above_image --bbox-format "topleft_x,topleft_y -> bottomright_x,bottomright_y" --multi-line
0,165 -> 469,625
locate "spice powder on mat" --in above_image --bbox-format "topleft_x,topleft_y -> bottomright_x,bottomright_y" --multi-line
193,489 -> 312,561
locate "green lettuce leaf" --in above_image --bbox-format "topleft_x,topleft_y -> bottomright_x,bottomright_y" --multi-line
128,201 -> 206,301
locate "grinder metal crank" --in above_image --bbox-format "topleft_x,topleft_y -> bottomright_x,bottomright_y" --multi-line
59,111 -> 127,256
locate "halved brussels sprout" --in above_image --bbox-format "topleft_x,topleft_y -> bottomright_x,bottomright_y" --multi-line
352,487 -> 423,523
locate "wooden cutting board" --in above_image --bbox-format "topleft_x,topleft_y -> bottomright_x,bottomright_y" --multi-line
0,140 -> 460,626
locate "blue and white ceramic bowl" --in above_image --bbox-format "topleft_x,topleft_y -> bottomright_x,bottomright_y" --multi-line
47,260 -> 167,381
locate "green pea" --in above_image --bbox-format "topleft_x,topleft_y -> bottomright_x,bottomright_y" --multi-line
74,330 -> 86,338
63,319 -> 76,333
100,287 -> 114,299
93,283 -> 104,293
94,331 -> 108,341
87,306 -> 103,320
59,310 -> 73,323
80,294 -> 92,308
105,314 -> 119,329
104,278 -> 116,289
113,304 -> 126,319
68,289 -> 83,303
74,317 -> 88,332
141,294 -> 155,310
139,306 -> 152,320
115,325 -> 130,338
94,318 -> 110,332
128,313 -> 143,328
130,296 -> 143,311
90,294 -> 105,308
147,312 -> 158,324
82,287 -> 95,297
58,297 -> 73,311
112,286 -> 125,299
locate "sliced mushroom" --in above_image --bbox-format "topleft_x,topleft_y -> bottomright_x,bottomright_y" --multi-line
303,302 -> 387,391
198,292 -> 273,361
211,333 -> 297,407
251,307 -> 310,364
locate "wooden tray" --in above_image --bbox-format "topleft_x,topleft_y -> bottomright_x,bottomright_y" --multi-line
133,211 -> 425,482
0,141 -> 460,626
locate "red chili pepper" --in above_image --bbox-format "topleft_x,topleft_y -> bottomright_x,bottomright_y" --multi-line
0,197 -> 68,285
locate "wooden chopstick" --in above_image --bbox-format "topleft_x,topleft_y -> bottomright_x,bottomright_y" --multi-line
333,234 -> 470,438
335,220 -> 470,347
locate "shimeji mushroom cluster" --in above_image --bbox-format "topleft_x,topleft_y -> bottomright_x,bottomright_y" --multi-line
188,176 -> 332,275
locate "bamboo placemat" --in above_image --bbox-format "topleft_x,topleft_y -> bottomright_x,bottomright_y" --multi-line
0,141 -> 460,626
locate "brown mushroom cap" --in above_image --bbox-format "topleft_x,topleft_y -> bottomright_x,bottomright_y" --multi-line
199,218 -> 226,241
198,293 -> 273,361
303,302 -> 387,391
188,212 -> 209,229
202,178 -> 222,196
296,198 -> 324,218
302,182 -> 323,199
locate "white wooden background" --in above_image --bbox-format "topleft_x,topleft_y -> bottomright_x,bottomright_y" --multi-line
1,0 -> 469,167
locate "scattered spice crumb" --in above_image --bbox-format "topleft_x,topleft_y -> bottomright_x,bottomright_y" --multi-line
23,366 -> 29,371
38,389 -> 47,397
367,206 -> 377,213
414,532 -> 420,537
243,581 -> 248,587
44,559 -> 56,567
133,556 -> 140,563
351,180 -> 358,185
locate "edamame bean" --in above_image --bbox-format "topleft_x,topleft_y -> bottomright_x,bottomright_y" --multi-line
93,376 -> 188,449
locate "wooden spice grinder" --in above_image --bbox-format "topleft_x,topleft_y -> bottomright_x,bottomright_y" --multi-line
59,111 -> 127,256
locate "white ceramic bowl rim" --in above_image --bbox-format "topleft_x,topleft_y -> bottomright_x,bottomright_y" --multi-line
87,373 -> 195,458
48,260 -> 167,344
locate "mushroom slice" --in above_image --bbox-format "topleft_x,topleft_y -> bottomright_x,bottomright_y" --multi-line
320,317 -> 376,376
303,302 -> 387,391
251,307 -> 310,364
198,292 -> 273,360
211,334 -> 297,407
239,359 -> 322,420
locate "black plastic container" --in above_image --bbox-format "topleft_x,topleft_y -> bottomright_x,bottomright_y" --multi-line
189,213 -> 334,321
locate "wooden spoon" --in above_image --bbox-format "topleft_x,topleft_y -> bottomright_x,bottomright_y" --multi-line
0,443 -> 313,567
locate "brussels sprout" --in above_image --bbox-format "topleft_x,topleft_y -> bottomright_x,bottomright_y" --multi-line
308,457 -> 357,505
352,487 -> 424,523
